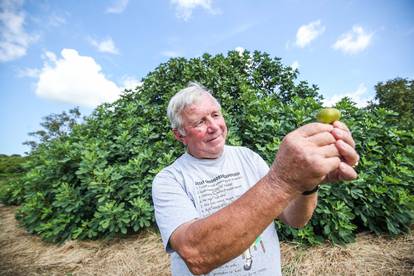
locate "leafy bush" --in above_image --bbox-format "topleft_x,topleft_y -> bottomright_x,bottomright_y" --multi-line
0,154 -> 28,205
372,77 -> 414,130
334,101 -> 414,237
4,50 -> 413,244
275,99 -> 414,244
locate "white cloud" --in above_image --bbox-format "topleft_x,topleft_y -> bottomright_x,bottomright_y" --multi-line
233,47 -> 255,73
290,60 -> 300,71
0,0 -> 38,62
89,37 -> 119,55
47,14 -> 66,27
121,76 -> 142,90
235,46 -> 245,56
106,0 -> 129,14
35,49 -> 122,107
323,83 -> 372,108
333,25 -> 373,54
296,20 -> 325,48
17,67 -> 40,78
43,51 -> 57,63
171,0 -> 217,21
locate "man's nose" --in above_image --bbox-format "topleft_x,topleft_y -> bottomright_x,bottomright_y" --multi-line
206,117 -> 219,133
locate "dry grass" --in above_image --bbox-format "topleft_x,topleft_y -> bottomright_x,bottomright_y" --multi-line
281,231 -> 414,275
1,204 -> 413,276
0,205 -> 170,276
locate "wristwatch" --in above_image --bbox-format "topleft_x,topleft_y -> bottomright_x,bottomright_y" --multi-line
302,185 -> 320,195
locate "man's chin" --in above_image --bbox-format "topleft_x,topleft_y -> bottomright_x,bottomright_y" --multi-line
204,150 -> 224,159
204,142 -> 225,159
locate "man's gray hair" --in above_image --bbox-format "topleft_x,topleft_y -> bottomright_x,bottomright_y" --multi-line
167,82 -> 221,134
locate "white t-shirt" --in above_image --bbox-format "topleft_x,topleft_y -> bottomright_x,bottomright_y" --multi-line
152,145 -> 282,276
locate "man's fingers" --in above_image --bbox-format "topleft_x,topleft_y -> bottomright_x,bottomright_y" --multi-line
319,144 -> 340,158
332,121 -> 350,132
336,140 -> 359,166
338,162 -> 358,181
296,123 -> 334,137
307,132 -> 336,146
331,128 -> 356,148
322,156 -> 342,175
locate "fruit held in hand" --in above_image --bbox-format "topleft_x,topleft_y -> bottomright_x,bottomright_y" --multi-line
316,108 -> 341,124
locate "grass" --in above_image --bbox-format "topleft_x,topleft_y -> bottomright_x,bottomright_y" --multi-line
1,204 -> 413,275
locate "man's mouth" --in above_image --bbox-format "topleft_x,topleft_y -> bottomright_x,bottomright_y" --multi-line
207,135 -> 221,143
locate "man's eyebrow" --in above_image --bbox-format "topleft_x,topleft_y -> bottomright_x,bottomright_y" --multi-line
187,116 -> 203,124
188,119 -> 200,124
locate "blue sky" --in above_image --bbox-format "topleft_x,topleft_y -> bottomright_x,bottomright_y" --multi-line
1,0 -> 413,155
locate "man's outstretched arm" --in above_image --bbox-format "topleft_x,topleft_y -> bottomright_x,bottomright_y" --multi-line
278,121 -> 359,228
169,123 -> 356,275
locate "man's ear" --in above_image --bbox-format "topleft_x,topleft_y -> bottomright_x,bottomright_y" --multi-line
173,129 -> 186,144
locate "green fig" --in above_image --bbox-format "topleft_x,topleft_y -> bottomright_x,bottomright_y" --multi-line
316,108 -> 341,124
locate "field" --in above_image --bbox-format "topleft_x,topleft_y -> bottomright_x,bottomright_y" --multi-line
0,205 -> 413,276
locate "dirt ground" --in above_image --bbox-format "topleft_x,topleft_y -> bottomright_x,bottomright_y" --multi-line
1,205 -> 413,276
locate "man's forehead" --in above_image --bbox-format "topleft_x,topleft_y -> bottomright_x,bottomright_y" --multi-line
183,103 -> 219,115
182,96 -> 220,118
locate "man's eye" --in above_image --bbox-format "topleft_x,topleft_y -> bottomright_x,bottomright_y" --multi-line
195,120 -> 204,126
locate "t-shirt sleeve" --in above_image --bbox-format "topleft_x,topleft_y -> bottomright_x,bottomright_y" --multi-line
244,147 -> 270,179
252,151 -> 270,178
152,169 -> 200,253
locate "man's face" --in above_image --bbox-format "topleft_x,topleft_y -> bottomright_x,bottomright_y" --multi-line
174,94 -> 227,159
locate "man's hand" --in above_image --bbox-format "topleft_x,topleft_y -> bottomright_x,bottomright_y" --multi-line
325,121 -> 359,182
269,122 -> 342,193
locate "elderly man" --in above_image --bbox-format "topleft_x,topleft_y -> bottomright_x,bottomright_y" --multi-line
152,82 -> 359,275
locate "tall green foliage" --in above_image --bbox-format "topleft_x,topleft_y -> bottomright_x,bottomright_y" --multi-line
276,98 -> 414,244
23,107 -> 82,152
0,154 -> 28,205
373,77 -> 414,130
3,50 -> 413,244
